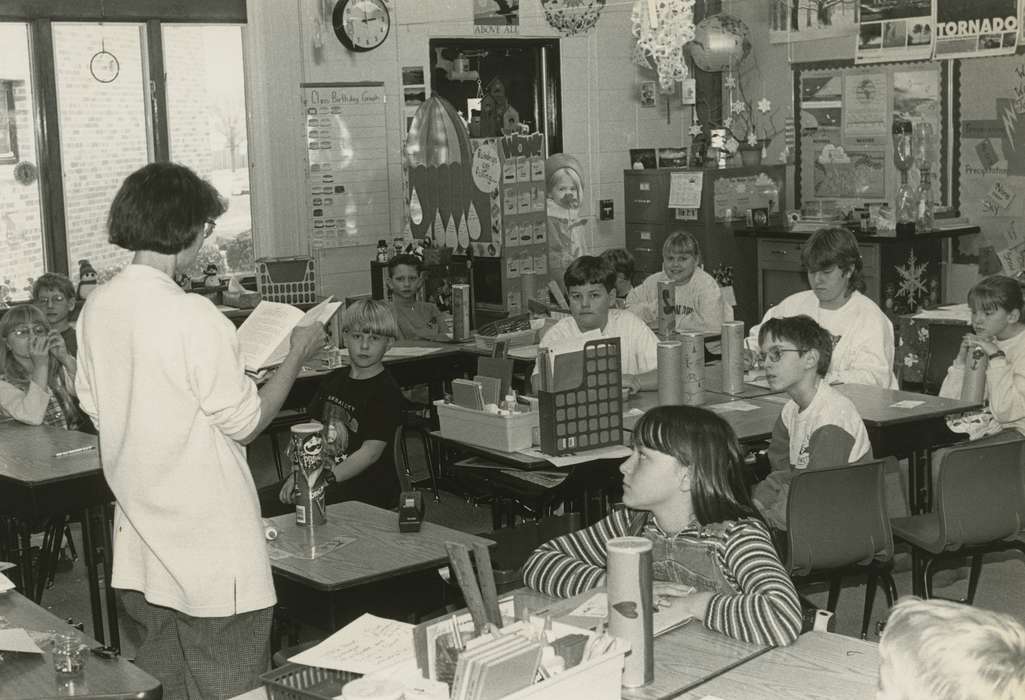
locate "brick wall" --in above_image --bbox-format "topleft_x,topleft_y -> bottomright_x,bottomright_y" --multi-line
1,81 -> 44,300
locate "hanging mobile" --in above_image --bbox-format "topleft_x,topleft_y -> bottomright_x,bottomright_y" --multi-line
90,38 -> 120,83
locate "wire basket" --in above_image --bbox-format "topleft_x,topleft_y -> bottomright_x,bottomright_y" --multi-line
261,663 -> 361,700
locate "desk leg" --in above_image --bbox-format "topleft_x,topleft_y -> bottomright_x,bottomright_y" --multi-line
100,503 -> 121,651
80,507 -> 106,645
13,520 -> 36,601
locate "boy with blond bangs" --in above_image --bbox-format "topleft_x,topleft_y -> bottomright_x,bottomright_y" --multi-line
878,597 -> 1025,700
752,315 -> 871,530
625,231 -> 726,333
276,299 -> 403,511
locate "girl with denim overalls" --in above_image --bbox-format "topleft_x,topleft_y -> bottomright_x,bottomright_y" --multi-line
523,405 -> 802,647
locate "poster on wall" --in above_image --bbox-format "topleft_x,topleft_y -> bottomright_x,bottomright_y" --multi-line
769,0 -> 858,44
959,54 -> 1025,268
301,82 -> 389,249
473,0 -> 519,34
856,0 -> 933,64
933,0 -> 1021,59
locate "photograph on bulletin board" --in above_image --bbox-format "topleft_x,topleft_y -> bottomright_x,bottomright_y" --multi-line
856,0 -> 933,64
769,0 -> 858,44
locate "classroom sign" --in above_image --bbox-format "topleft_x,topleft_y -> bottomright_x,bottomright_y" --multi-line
933,0 -> 1021,60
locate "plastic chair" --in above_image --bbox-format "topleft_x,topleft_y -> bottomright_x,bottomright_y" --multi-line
891,437 -> 1025,601
786,458 -> 898,639
393,417 -> 441,502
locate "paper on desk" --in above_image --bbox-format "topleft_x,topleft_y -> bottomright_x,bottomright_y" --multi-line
517,443 -> 632,467
0,572 -> 14,592
890,400 -> 925,409
508,344 -> 540,360
499,470 -> 568,488
565,591 -> 694,637
912,304 -> 970,322
289,613 -> 415,674
706,400 -> 761,413
0,628 -> 44,654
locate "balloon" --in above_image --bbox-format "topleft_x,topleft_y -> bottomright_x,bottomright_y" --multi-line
688,14 -> 751,73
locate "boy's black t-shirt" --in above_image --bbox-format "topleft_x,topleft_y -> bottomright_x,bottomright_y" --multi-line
307,368 -> 403,510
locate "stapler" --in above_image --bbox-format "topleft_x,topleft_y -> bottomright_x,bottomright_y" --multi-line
398,490 -> 425,532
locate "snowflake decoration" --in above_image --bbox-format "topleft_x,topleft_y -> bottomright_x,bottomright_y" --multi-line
757,97 -> 772,114
903,353 -> 920,368
688,122 -> 703,137
731,99 -> 746,115
724,74 -> 737,89
895,251 -> 929,308
723,116 -> 733,129
746,132 -> 759,147
917,326 -> 930,343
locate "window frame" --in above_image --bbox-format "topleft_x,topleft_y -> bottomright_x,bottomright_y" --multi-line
0,81 -> 17,164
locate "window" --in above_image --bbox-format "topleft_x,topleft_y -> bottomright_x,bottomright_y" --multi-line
0,81 -> 17,164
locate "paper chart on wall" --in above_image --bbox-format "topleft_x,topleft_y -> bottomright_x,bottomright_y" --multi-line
933,0 -> 1021,60
302,83 -> 390,249
855,0 -> 933,64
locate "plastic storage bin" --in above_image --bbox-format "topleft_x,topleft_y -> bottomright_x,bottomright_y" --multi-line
435,400 -> 539,452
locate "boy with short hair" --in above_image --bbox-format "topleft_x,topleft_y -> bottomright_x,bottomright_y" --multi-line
878,596 -> 1025,700
386,253 -> 447,341
625,231 -> 725,333
32,272 -> 78,357
752,315 -> 872,530
600,248 -> 636,305
277,299 -> 404,511
534,255 -> 659,395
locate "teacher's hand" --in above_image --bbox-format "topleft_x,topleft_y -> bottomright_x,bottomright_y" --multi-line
290,322 -> 329,363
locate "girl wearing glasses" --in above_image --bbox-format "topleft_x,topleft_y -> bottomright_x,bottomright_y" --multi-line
523,405 -> 802,647
0,304 -> 82,430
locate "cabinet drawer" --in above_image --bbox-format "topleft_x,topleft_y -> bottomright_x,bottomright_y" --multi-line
626,222 -> 667,250
757,239 -> 804,271
624,171 -> 668,222
631,246 -> 659,274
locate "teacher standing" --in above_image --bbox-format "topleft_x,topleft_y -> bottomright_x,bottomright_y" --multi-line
76,163 -> 326,697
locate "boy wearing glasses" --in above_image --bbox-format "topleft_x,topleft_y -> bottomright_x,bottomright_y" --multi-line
751,315 -> 871,531
32,273 -> 78,356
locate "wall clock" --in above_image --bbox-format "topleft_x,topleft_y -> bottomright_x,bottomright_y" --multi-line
333,0 -> 391,52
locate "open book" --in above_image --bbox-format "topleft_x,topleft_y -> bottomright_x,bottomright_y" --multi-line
237,297 -> 342,372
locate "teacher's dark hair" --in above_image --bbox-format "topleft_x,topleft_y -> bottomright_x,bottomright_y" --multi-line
107,162 -> 225,255
631,405 -> 759,525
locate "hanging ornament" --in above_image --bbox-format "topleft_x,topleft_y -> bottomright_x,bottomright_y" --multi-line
689,122 -> 703,137
746,132 -> 759,147
723,116 -> 734,129
89,1 -> 119,83
687,14 -> 751,73
541,0 -> 606,37
731,99 -> 746,115
724,74 -> 737,89
757,97 -> 772,114
631,0 -> 697,90
631,42 -> 653,70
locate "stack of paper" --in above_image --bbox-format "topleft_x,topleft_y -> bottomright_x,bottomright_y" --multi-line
451,634 -> 543,700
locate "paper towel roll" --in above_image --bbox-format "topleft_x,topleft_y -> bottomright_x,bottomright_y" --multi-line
657,341 -> 683,406
607,537 -> 653,688
961,348 -> 988,403
721,321 -> 745,395
680,332 -> 704,406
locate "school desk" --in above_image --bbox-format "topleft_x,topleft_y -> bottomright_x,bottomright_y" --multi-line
678,631 -> 879,699
268,500 -> 493,633
0,423 -> 120,650
0,590 -> 161,700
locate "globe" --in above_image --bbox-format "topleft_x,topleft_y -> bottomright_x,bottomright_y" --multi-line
688,14 -> 751,72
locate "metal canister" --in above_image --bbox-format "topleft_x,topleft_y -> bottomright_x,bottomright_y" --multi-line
289,422 -> 328,527
657,280 -> 675,336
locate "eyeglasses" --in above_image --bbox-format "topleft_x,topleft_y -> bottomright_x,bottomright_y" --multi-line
203,219 -> 217,239
36,294 -> 67,306
10,325 -> 48,338
757,347 -> 802,364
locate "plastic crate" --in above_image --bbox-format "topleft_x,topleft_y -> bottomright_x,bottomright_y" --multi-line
474,327 -> 537,352
260,663 -> 361,700
506,638 -> 627,700
435,400 -> 539,452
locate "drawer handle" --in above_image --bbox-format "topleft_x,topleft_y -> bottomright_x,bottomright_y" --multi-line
770,249 -> 788,255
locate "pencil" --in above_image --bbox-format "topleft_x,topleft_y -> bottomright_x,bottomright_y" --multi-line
54,445 -> 97,458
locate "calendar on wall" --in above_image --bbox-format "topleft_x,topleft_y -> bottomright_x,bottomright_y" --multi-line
301,82 -> 390,249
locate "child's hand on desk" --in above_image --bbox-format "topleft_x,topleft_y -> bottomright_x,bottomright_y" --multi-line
654,582 -> 713,622
621,374 -> 641,397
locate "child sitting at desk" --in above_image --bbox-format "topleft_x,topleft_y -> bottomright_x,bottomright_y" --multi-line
522,405 -> 801,647
0,305 -> 82,430
276,299 -> 403,511
751,315 -> 872,531
32,272 -> 79,357
938,275 -> 1025,438
878,597 -> 1025,700
534,255 -> 659,395
624,231 -> 726,333
387,253 -> 448,341
599,248 -> 635,307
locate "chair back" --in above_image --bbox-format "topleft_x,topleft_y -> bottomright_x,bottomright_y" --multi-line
935,437 -> 1025,548
786,458 -> 895,576
392,424 -> 413,492
486,513 -> 584,591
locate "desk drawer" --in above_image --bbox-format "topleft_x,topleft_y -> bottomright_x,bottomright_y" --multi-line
757,238 -> 880,275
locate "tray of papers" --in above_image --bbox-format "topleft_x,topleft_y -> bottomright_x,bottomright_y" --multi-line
261,663 -> 361,700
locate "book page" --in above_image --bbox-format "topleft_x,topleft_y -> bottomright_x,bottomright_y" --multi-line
298,296 -> 342,327
237,301 -> 304,371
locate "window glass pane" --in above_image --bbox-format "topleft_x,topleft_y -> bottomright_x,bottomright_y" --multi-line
53,22 -> 148,287
0,23 -> 45,303
164,24 -> 254,278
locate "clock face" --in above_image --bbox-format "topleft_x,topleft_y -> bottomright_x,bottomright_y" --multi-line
334,0 -> 390,52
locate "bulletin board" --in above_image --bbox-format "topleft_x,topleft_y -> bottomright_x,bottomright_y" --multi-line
794,60 -> 951,214
958,53 -> 1025,274
301,82 -> 390,249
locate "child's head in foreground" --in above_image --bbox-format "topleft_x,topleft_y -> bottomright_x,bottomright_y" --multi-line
662,231 -> 701,285
757,315 -> 833,391
563,256 -> 616,332
32,273 -> 76,331
386,253 -> 423,302
966,274 -> 1024,340
877,596 -> 1025,700
625,405 -> 757,525
600,248 -> 635,298
0,304 -> 51,374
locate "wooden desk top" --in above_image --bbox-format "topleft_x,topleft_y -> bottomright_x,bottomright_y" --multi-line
678,631 -> 879,699
626,392 -> 779,443
0,591 -> 161,700
833,383 -> 980,426
0,423 -> 99,485
268,501 -> 492,592
703,362 -> 780,399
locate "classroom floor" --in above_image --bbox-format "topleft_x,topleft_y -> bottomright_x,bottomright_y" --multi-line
32,433 -> 1025,658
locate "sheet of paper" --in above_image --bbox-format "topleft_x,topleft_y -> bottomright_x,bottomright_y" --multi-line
517,443 -> 632,467
508,344 -> 540,360
705,400 -> 761,413
298,297 -> 342,327
565,591 -> 694,637
0,572 -> 14,592
499,469 -> 567,488
890,400 -> 925,409
289,613 -> 415,674
236,301 -> 305,371
668,171 -> 703,209
912,304 -> 970,322
0,628 -> 44,654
